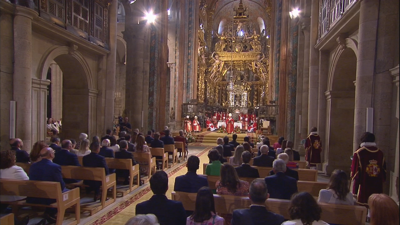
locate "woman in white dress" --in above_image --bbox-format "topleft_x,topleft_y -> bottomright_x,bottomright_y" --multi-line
76,139 -> 91,156
318,170 -> 354,205
282,192 -> 329,225
229,145 -> 244,166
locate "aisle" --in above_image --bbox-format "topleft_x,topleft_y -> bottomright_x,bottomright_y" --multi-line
95,146 -> 213,225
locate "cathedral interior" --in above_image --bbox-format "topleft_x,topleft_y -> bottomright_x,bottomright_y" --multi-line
0,0 -> 399,222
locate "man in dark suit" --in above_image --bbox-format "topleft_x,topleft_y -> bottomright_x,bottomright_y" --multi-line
101,128 -> 117,146
53,139 -> 81,183
83,142 -> 109,201
174,155 -> 208,193
269,153 -> 299,180
150,132 -> 164,148
265,159 -> 298,200
232,179 -> 285,225
145,130 -> 154,145
235,151 -> 259,178
10,138 -> 30,163
136,171 -> 186,225
99,139 -> 115,158
125,134 -> 136,152
28,147 -> 67,222
253,145 -> 274,168
243,136 -> 254,148
223,136 -> 233,157
174,130 -> 188,157
229,134 -> 240,148
160,129 -> 175,145
115,140 -> 137,185
49,137 -> 62,153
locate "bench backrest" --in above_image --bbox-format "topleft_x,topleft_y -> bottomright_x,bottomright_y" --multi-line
61,166 -> 107,182
105,158 -> 133,170
164,144 -> 175,153
297,181 -> 328,197
77,156 -> 83,166
16,162 -> 31,174
150,147 -> 165,157
174,142 -> 184,150
293,161 -> 307,169
172,192 -> 367,225
0,179 -> 62,199
133,152 -> 153,164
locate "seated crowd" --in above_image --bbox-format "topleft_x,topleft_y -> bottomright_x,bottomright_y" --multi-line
1,132 -> 398,225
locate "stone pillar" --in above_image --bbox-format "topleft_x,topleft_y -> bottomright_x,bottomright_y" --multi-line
300,17 -> 310,155
88,89 -> 98,138
294,19 -> 305,147
105,0 -> 118,130
32,79 -> 51,143
0,1 -> 14,150
124,1 -> 146,130
318,51 -> 329,169
50,62 -> 63,121
353,0 -> 379,151
390,65 -> 399,201
13,6 -> 38,150
307,0 -> 319,131
175,0 -> 186,130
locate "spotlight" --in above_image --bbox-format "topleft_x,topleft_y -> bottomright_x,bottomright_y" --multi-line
128,0 -> 136,4
145,11 -> 156,23
289,8 -> 300,19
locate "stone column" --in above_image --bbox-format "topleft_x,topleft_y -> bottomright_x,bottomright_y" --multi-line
390,65 -> 399,201
353,0 -> 379,151
13,6 -> 38,150
50,62 -> 63,121
294,20 -> 304,147
0,1 -> 14,150
105,0 -> 118,130
300,17 -> 310,155
32,78 -> 51,143
176,0 -> 186,130
124,1 -> 146,130
318,51 -> 329,169
307,0 -> 319,131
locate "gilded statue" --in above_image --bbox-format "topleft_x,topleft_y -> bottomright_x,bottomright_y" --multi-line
209,52 -> 224,82
215,32 -> 228,52
252,53 -> 268,83
248,30 -> 261,52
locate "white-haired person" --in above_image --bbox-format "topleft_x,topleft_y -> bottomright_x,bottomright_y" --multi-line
265,159 -> 298,200
125,214 -> 159,225
269,153 -> 299,180
75,132 -> 88,150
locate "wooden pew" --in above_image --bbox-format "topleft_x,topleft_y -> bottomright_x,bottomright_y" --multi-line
257,167 -> 318,182
297,181 -> 328,197
0,179 -> 80,225
207,175 -> 254,191
164,144 -> 178,166
172,191 -> 367,225
150,147 -> 168,170
133,152 -> 157,182
61,166 -> 116,215
77,156 -> 83,166
293,161 -> 307,169
0,213 -> 14,225
174,142 -> 187,160
16,162 -> 31,174
105,158 -> 140,196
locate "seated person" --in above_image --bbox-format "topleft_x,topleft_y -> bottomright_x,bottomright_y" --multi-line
115,140 -> 137,185
286,141 -> 300,161
214,145 -> 227,164
160,129 -> 175,145
101,128 -> 117,146
229,145 -> 245,167
53,139 -> 81,183
83,142 -> 109,201
269,153 -> 299,180
232,179 -> 285,225
99,139 -> 115,158
265,159 -> 298,200
206,149 -> 223,176
136,171 -> 186,225
243,136 -> 254,148
174,130 -> 188,157
174,155 -> 208,193
125,214 -> 159,225
125,134 -> 136,152
216,164 -> 249,196
235,151 -> 259,178
187,187 -> 225,225
10,138 -> 30,163
49,137 -> 62,153
283,148 -> 299,169
222,136 -> 233,157
27,147 -> 67,223
229,134 -> 240,148
145,130 -> 154,145
257,138 -> 275,158
368,194 -> 399,225
318,169 -> 354,205
151,132 -> 164,148
135,135 -> 153,176
253,145 -> 274,167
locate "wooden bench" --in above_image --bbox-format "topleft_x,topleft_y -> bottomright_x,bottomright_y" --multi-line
293,161 -> 307,169
61,166 -> 116,215
174,142 -> 187,160
0,213 -> 14,225
105,158 -> 140,196
150,147 -> 168,170
133,152 -> 157,182
16,162 -> 31,174
0,179 -> 80,225
297,181 -> 328,197
206,175 -> 254,190
77,156 -> 83,166
164,144 -> 178,166
172,191 -> 367,225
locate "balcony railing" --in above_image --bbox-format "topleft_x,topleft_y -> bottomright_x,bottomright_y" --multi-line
318,0 -> 358,39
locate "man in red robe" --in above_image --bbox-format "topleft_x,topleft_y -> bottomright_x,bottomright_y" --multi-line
248,119 -> 257,133
304,127 -> 322,168
226,113 -> 234,134
206,117 -> 216,131
351,132 -> 386,205
184,116 -> 192,133
192,116 -> 201,132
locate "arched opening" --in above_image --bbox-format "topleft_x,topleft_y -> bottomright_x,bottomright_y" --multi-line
326,48 -> 357,174
257,17 -> 265,33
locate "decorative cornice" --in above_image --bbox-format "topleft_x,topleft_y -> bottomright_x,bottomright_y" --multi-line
14,4 -> 38,19
0,0 -> 14,14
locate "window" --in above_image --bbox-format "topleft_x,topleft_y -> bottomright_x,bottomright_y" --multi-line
72,0 -> 90,33
94,3 -> 104,41
48,0 -> 65,21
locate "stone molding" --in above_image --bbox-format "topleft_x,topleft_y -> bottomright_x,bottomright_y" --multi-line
0,0 -> 14,14
14,4 -> 38,20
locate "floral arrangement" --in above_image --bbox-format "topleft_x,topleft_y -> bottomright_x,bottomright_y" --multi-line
234,126 -> 241,134
257,135 -> 264,143
185,132 -> 196,143
217,125 -> 226,133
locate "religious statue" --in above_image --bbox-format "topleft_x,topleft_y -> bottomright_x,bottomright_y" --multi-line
184,116 -> 192,133
192,116 -> 201,132
169,107 -> 175,121
243,117 -> 249,130
252,53 -> 268,83
226,113 -> 234,134
209,53 -> 225,82
215,32 -> 228,52
248,30 -> 261,52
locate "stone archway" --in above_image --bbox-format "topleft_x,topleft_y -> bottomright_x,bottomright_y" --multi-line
324,47 -> 357,175
35,46 -> 94,141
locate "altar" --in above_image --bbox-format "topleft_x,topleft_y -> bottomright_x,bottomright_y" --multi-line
217,121 -> 242,129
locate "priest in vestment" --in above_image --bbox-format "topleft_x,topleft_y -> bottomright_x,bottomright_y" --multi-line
192,116 -> 201,132
304,127 -> 322,168
248,119 -> 257,133
184,116 -> 192,133
206,117 -> 216,131
226,113 -> 234,134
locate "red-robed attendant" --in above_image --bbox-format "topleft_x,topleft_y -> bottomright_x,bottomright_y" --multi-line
226,113 -> 234,134
222,112 -> 226,121
192,116 -> 201,132
351,132 -> 386,205
304,127 -> 322,168
206,117 -> 216,131
216,112 -> 221,121
184,116 -> 192,133
242,118 -> 249,130
248,119 -> 258,133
